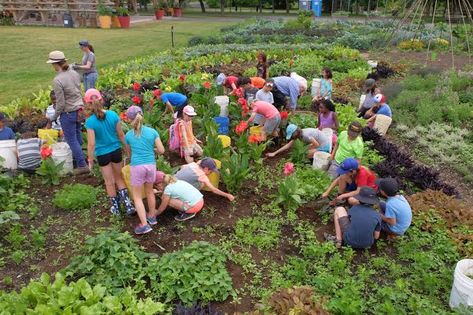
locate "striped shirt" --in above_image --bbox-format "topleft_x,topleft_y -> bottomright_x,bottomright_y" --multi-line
17,138 -> 42,170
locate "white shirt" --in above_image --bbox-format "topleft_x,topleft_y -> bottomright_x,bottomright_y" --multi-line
255,89 -> 274,104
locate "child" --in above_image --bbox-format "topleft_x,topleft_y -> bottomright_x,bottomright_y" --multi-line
0,112 -> 15,140
246,100 -> 281,141
17,131 -> 42,174
45,90 -> 62,131
216,73 -> 239,95
266,124 -> 330,159
366,94 -> 392,127
317,99 -> 339,131
125,106 -> 165,235
313,68 -> 333,101
255,82 -> 275,104
150,172 -> 205,222
178,105 -> 203,163
158,91 -> 188,115
256,52 -> 268,79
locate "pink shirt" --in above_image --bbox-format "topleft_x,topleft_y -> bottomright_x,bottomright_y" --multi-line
252,101 -> 279,119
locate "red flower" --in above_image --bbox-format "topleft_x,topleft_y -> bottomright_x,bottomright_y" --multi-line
249,134 -> 263,144
153,89 -> 162,98
132,96 -> 141,105
237,98 -> 247,107
233,88 -> 244,98
235,121 -> 248,135
203,81 -> 211,89
283,162 -> 295,176
40,146 -> 52,160
179,74 -> 186,82
280,111 -> 289,120
119,112 -> 127,121
241,104 -> 249,116
149,99 -> 155,108
132,82 -> 141,92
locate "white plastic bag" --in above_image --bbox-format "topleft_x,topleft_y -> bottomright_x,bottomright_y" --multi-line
321,128 -> 334,153
312,151 -> 331,170
450,259 -> 473,310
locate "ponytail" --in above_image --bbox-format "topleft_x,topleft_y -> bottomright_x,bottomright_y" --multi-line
132,113 -> 143,137
163,174 -> 177,187
57,60 -> 69,71
88,44 -> 95,53
85,99 -> 105,120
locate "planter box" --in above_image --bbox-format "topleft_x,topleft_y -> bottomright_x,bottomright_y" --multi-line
155,9 -> 165,20
118,16 -> 130,28
173,7 -> 182,17
111,15 -> 121,28
98,16 -> 111,29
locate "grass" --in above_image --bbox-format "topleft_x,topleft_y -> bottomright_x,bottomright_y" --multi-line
0,19 -> 226,105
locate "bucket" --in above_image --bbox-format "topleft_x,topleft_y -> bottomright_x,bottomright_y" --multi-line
359,94 -> 366,110
38,129 -> 59,145
121,165 -> 145,200
217,135 -> 231,148
450,259 -> 473,309
215,96 -> 229,117
312,151 -> 331,170
51,142 -> 73,174
214,116 -> 230,135
250,126 -> 263,137
311,78 -> 321,97
373,115 -> 392,136
203,159 -> 221,191
0,140 -> 17,170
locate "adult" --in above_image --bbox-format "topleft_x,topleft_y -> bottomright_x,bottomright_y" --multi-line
73,40 -> 98,91
327,121 -> 364,179
256,51 -> 269,79
272,76 -> 304,111
326,187 -> 381,249
158,91 -> 188,115
84,89 -> 135,216
175,157 -> 235,201
46,50 -> 88,175
246,101 -> 281,141
322,157 -> 377,204
216,73 -> 238,95
0,112 -> 15,140
266,124 -> 330,159
376,178 -> 412,236
358,78 -> 380,118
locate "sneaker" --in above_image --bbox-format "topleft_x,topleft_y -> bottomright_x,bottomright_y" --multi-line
73,167 -> 89,175
134,224 -> 152,235
110,205 -> 120,216
323,232 -> 337,242
174,212 -> 196,222
147,216 -> 157,225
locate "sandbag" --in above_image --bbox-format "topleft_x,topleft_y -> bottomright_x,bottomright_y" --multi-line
450,259 -> 473,310
312,151 -> 331,171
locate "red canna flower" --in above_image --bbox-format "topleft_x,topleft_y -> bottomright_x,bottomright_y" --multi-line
249,134 -> 263,144
283,162 -> 295,176
233,88 -> 244,98
119,112 -> 127,121
203,81 -> 211,89
40,145 -> 52,160
153,89 -> 162,98
132,96 -> 141,105
237,98 -> 247,107
280,111 -> 289,120
149,99 -> 155,108
132,82 -> 141,92
235,121 -> 248,135
179,74 -> 186,82
241,104 -> 249,116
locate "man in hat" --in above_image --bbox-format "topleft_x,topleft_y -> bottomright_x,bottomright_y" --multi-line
327,121 -> 364,179
376,178 -> 412,236
175,157 -> 235,201
325,187 -> 382,249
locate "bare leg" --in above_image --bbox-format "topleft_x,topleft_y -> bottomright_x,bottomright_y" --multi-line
348,197 -> 360,206
132,185 -> 147,226
168,198 -> 186,211
307,148 -> 316,159
184,154 -> 194,163
100,164 -> 116,197
334,206 -> 348,242
144,182 -> 155,215
111,162 -> 126,190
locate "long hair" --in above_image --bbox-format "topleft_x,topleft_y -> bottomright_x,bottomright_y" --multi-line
57,60 -> 69,71
131,113 -> 144,137
87,44 -> 95,53
162,174 -> 177,188
257,52 -> 267,64
85,99 -> 105,120
323,67 -> 333,79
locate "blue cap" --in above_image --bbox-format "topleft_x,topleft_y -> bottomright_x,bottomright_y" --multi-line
336,157 -> 359,175
79,40 -> 89,47
286,124 -> 297,140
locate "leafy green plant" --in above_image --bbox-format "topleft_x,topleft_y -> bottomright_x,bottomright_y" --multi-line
53,184 -> 98,211
36,157 -> 64,186
10,249 -> 26,265
294,167 -> 332,201
5,224 -> 26,249
149,241 -> 235,305
235,216 -> 282,250
362,141 -> 385,167
290,139 -> 308,165
221,153 -> 251,193
156,155 -> 176,174
276,175 -> 305,211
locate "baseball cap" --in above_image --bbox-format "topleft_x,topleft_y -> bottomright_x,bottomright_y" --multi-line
347,121 -> 362,138
84,89 -> 102,103
126,105 -> 143,121
336,157 -> 359,175
183,105 -> 197,116
46,51 -> 67,64
286,124 -> 298,140
200,157 -> 219,173
374,94 -> 386,104
376,178 -> 399,197
0,112 -> 6,121
216,73 -> 226,86
354,187 -> 379,205
79,40 -> 89,47
155,171 -> 165,184
364,78 -> 376,90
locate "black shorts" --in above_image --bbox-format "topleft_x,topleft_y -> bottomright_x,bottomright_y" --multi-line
272,86 -> 287,110
96,148 -> 122,167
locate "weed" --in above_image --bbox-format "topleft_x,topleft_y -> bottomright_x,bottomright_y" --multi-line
53,184 -> 98,211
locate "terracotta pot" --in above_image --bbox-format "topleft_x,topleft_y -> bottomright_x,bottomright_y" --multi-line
98,15 -> 111,29
111,15 -> 121,28
173,7 -> 182,17
155,9 -> 165,20
118,15 -> 130,28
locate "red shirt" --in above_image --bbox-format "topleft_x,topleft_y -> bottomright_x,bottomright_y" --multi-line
355,166 -> 377,189
224,76 -> 238,89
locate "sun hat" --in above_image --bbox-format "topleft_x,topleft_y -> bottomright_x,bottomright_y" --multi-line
286,124 -> 298,140
364,78 -> 376,90
336,157 -> 359,175
354,187 -> 379,205
216,73 -> 226,86
46,51 -> 67,64
125,105 -> 143,121
200,157 -> 219,173
183,105 -> 197,116
79,40 -> 89,47
155,171 -> 165,184
84,89 -> 102,103
376,178 -> 399,197
347,121 -> 363,138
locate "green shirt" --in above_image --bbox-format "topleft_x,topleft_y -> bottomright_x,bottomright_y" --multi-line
334,131 -> 363,164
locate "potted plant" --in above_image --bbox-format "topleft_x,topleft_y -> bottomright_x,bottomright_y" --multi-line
111,9 -> 121,28
117,7 -> 130,28
172,0 -> 182,17
97,4 -> 113,29
154,0 -> 166,20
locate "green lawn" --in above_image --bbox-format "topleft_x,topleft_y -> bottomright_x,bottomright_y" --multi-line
0,19 -> 226,105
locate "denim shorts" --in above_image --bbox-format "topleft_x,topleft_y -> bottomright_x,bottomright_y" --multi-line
263,113 -> 281,135
130,164 -> 156,186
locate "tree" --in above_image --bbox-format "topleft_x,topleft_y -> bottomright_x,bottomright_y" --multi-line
199,0 -> 206,11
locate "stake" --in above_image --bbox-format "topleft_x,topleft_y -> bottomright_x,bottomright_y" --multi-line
171,25 -> 175,48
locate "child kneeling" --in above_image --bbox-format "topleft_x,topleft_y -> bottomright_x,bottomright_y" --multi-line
149,172 -> 204,222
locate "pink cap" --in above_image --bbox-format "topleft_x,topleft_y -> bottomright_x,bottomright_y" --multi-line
155,171 -> 165,184
126,105 -> 143,121
84,89 -> 102,103
183,105 -> 197,116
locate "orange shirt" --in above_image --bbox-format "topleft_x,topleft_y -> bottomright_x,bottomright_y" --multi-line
251,77 -> 266,89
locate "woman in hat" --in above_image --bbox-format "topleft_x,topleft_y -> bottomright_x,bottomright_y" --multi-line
84,89 -> 135,216
47,50 -> 88,175
358,78 -> 380,118
73,40 -> 98,91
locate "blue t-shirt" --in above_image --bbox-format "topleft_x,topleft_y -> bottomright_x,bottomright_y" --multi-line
385,195 -> 412,235
343,205 -> 381,249
125,126 -> 159,166
161,93 -> 187,107
164,180 -> 203,208
85,111 -> 121,157
0,127 -> 15,140
377,104 -> 392,117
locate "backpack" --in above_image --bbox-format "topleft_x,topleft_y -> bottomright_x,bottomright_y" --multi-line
168,120 -> 181,151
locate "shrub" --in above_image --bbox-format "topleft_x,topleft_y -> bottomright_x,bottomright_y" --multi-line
53,184 -> 97,211
398,39 -> 425,50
